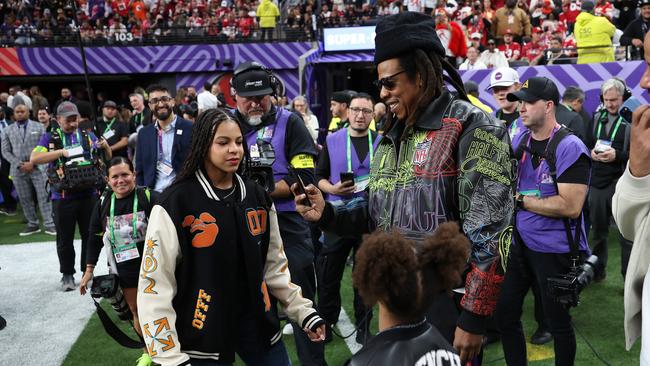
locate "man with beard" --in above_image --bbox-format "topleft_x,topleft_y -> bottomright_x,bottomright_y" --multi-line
498,29 -> 522,60
135,85 -> 193,193
293,12 -> 514,364
620,0 -> 650,60
36,106 -> 59,133
231,61 -> 325,366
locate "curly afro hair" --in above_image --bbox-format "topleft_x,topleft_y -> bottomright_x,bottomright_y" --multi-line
352,222 -> 470,321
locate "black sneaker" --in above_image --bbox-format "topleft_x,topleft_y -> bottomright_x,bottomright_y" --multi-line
44,226 -> 57,236
530,327 -> 553,345
19,225 -> 40,236
0,315 -> 6,330
61,274 -> 75,292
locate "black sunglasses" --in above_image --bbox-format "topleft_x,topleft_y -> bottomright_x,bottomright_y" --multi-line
373,70 -> 406,91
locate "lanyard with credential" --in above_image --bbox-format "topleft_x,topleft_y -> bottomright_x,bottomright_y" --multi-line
346,129 -> 374,172
596,113 -> 622,141
57,129 -> 82,148
103,118 -> 116,135
517,123 -> 560,192
109,192 -> 139,246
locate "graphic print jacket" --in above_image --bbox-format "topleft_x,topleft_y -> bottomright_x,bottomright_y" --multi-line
137,171 -> 323,366
321,91 -> 515,334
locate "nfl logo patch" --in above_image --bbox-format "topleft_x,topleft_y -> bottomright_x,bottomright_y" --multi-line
413,139 -> 431,166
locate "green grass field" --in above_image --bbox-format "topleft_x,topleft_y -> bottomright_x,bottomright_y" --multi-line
1,208 -> 640,365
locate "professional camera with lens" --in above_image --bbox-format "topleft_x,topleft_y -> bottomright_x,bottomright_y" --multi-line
248,139 -> 276,193
547,255 -> 599,308
90,274 -> 131,321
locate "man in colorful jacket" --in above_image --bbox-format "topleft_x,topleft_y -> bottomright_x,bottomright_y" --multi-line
294,12 -> 514,365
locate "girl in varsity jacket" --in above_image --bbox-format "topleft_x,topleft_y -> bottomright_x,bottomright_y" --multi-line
137,109 -> 325,366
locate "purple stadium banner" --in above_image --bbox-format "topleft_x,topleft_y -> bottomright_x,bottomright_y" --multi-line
463,61 -> 650,117
15,42 -> 312,75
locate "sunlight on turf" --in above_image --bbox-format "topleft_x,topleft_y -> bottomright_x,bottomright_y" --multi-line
527,342 -> 554,361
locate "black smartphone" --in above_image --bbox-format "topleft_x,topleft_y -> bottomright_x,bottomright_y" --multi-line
288,166 -> 311,207
340,172 -> 355,185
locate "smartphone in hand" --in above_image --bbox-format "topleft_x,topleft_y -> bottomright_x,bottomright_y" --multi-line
340,172 -> 355,185
288,166 -> 311,207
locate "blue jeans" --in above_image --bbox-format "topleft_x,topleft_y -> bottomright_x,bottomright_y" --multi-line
190,340 -> 291,366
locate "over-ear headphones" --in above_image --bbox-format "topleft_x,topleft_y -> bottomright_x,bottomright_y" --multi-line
599,77 -> 632,104
230,61 -> 280,96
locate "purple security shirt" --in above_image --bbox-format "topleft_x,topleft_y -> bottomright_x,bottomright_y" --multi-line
513,130 -> 591,254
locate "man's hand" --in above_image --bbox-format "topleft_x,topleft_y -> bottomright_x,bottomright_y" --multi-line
330,180 -> 356,196
97,137 -> 110,151
632,38 -> 644,47
19,161 -> 34,173
292,183 -> 325,222
597,148 -> 616,163
453,327 -> 483,364
630,105 -> 650,177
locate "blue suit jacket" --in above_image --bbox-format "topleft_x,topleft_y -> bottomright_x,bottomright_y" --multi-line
135,116 -> 193,189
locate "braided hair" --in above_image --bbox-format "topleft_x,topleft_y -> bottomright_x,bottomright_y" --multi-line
174,108 -> 249,184
382,49 -> 468,140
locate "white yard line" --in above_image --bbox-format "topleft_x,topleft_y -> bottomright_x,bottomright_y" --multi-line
336,307 -> 362,355
0,240 -> 108,366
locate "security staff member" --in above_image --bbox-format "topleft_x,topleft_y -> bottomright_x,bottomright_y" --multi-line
496,77 -> 591,366
586,78 -> 632,281
620,0 -> 650,60
315,93 -> 380,345
232,61 -> 325,366
31,101 -> 112,291
95,100 -> 129,158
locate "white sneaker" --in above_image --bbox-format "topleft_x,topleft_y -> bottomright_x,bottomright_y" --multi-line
282,323 -> 294,335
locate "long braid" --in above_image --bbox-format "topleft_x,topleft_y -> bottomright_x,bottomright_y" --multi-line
174,108 -> 243,184
400,49 -> 444,140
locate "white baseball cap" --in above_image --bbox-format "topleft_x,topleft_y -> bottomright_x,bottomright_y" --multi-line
487,67 -> 520,90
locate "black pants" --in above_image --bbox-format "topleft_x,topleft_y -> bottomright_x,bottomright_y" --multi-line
52,195 -> 97,275
496,243 -> 576,366
316,232 -> 371,331
260,28 -> 273,41
589,182 -> 633,278
277,213 -> 326,366
0,160 -> 17,210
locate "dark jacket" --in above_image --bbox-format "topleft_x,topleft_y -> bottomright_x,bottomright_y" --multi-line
319,91 -> 515,334
135,116 -> 193,189
586,110 -> 630,188
137,172 -> 323,365
346,320 -> 460,366
556,103 -> 587,143
620,16 -> 650,59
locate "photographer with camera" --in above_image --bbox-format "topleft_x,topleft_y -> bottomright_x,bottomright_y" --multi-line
31,101 -> 112,291
496,77 -> 591,366
137,109 -> 325,366
231,61 -> 325,366
80,156 -> 157,366
586,78 -> 633,281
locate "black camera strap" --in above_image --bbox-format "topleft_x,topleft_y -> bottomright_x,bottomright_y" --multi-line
543,127 -> 582,261
91,297 -> 145,349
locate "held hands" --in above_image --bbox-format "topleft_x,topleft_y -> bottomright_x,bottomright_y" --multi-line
591,148 -> 616,163
19,161 -> 34,173
291,183 -> 325,222
630,105 -> 650,177
453,327 -> 483,364
305,324 -> 327,342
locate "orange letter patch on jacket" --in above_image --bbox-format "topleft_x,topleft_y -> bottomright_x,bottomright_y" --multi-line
182,213 -> 219,248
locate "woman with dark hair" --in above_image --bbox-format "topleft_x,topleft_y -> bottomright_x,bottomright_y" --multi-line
80,156 -> 157,366
347,222 -> 467,365
136,109 -> 325,366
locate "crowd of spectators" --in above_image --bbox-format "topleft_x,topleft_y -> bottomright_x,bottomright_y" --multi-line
0,0 -> 648,65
